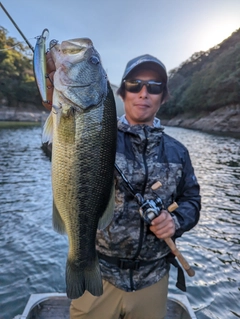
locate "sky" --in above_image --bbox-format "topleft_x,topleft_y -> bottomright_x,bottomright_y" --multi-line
0,0 -> 240,85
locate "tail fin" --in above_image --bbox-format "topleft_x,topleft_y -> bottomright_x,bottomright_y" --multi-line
66,257 -> 103,299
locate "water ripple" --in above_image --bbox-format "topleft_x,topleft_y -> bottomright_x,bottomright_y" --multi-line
0,126 -> 240,319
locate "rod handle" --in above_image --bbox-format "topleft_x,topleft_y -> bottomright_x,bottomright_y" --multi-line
166,201 -> 195,277
151,181 -> 162,190
168,202 -> 179,213
164,238 -> 195,277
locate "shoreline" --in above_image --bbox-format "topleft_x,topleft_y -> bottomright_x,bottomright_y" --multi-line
161,104 -> 240,138
0,106 -> 49,124
0,105 -> 240,139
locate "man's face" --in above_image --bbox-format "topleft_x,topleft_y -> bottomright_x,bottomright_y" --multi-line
123,68 -> 163,126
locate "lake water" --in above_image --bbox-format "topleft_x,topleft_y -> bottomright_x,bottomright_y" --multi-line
0,125 -> 239,319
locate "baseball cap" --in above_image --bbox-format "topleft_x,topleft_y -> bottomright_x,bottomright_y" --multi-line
121,54 -> 168,83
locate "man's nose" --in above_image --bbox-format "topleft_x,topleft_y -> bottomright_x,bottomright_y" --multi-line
139,84 -> 148,98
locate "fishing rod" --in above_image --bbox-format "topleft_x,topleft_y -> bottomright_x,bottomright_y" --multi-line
0,2 -> 34,52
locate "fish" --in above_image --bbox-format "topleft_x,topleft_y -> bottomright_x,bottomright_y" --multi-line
33,28 -> 49,103
42,38 -> 117,299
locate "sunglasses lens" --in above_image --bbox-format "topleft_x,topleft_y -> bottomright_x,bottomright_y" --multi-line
147,81 -> 164,94
124,80 -> 164,94
124,80 -> 142,93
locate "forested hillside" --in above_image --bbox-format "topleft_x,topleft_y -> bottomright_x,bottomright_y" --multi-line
0,26 -> 41,108
158,28 -> 240,119
1,25 -> 240,119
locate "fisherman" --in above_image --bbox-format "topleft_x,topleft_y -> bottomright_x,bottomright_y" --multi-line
43,52 -> 201,319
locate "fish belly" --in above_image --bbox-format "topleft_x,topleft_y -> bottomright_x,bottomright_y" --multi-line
52,98 -> 116,299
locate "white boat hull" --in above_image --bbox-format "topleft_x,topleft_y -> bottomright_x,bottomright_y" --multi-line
14,292 -> 197,319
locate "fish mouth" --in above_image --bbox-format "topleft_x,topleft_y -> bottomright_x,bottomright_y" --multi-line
63,83 -> 92,88
61,79 -> 103,88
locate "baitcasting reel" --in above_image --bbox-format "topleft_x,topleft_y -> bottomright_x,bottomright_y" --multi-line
135,192 -> 163,225
114,163 -> 165,225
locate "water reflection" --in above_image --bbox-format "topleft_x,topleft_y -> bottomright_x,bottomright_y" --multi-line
0,125 -> 239,319
164,127 -> 240,319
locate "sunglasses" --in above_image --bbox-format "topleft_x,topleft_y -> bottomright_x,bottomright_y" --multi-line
123,79 -> 164,95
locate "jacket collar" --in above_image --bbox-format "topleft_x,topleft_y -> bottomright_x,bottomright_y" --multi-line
118,115 -> 164,134
117,115 -> 164,145
119,114 -> 162,128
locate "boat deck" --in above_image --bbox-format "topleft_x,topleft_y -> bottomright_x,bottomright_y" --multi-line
15,293 -> 197,319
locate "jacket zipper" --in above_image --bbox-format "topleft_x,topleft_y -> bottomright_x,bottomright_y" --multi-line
141,127 -> 149,195
130,127 -> 149,290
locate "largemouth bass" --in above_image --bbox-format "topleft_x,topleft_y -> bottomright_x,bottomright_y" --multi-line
42,38 -> 117,299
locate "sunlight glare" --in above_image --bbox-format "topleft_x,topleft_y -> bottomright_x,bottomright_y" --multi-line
199,21 -> 239,51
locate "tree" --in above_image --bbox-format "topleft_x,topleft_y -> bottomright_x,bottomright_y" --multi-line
158,28 -> 240,119
0,26 -> 40,107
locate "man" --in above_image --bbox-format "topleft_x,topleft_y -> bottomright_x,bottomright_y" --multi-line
44,53 -> 201,319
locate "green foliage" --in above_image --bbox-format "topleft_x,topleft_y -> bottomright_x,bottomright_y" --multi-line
158,28 -> 240,118
1,26 -> 240,114
0,26 -> 41,107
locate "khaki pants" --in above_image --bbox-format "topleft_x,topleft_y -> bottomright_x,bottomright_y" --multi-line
70,273 -> 169,319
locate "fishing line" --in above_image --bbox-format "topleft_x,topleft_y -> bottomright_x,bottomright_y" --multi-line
0,38 -> 37,58
0,39 -> 35,52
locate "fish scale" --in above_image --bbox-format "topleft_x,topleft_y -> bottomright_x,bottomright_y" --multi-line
42,38 -> 117,299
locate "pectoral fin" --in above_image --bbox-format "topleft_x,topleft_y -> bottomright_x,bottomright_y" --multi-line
42,112 -> 53,144
98,184 -> 115,230
52,199 -> 66,234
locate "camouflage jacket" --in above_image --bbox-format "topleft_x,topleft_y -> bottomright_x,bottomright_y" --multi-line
96,117 -> 201,292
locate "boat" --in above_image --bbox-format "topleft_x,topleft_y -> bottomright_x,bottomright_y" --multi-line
13,292 -> 197,319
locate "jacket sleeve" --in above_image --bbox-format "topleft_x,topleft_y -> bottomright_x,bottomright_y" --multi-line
173,149 -> 201,238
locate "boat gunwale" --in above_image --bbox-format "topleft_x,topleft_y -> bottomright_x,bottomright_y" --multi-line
15,292 -> 197,319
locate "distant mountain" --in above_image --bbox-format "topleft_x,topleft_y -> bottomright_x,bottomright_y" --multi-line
158,28 -> 240,119
1,24 -> 239,130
